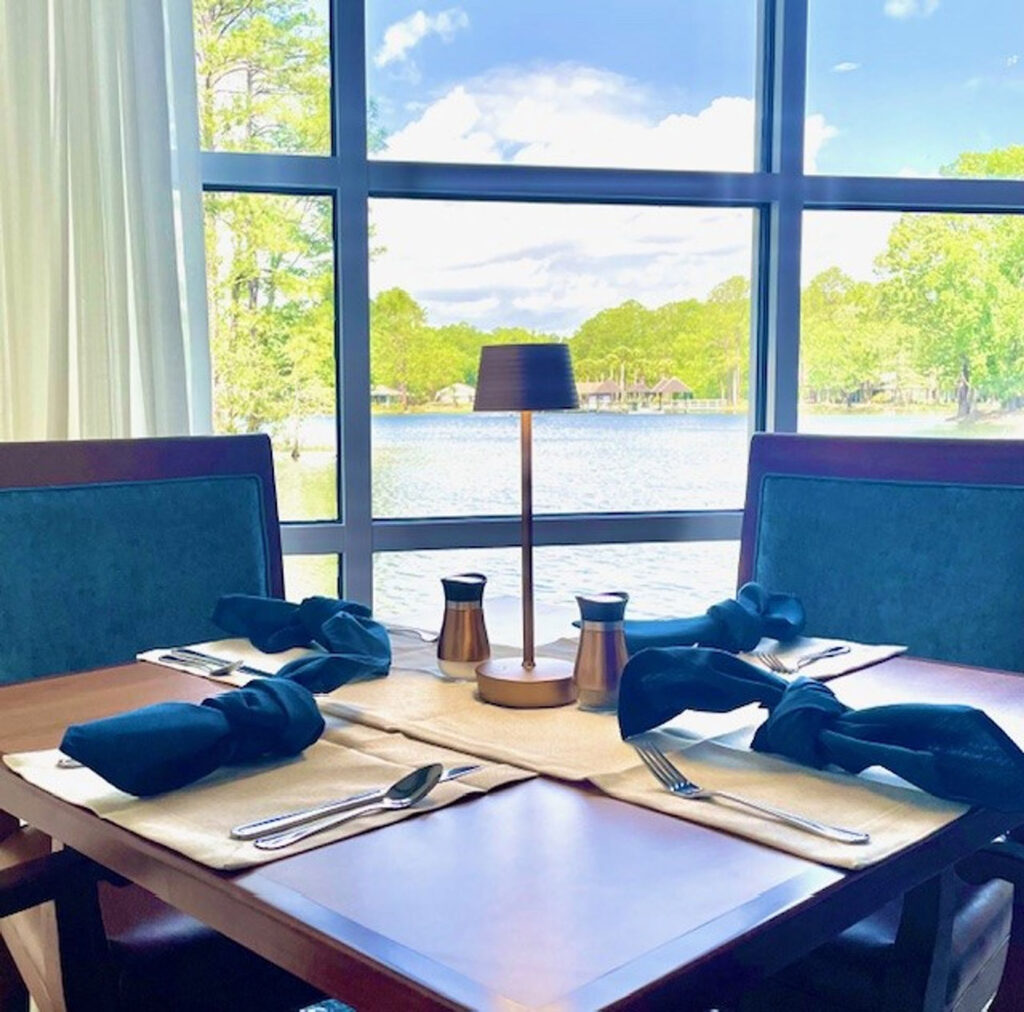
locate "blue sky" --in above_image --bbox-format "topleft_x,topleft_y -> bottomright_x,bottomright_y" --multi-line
808,0 -> 1024,175
365,0 -> 1023,175
360,1 -> 1023,332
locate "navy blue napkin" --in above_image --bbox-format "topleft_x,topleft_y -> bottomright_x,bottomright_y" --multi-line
617,647 -> 1024,811
622,582 -> 805,655
60,678 -> 324,797
212,595 -> 391,693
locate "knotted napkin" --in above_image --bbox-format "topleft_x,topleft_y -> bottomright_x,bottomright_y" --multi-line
618,647 -> 1024,811
213,594 -> 391,692
60,678 -> 324,797
622,582 -> 805,655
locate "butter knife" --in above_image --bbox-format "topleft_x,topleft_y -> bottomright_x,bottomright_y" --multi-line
163,647 -> 273,678
230,763 -> 482,840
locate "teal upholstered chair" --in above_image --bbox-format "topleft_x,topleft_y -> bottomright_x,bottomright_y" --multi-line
0,436 -> 320,1011
734,433 -> 1022,1012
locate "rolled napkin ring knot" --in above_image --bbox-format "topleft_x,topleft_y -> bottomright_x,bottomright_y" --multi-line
706,597 -> 764,652
752,677 -> 849,768
203,680 -> 324,764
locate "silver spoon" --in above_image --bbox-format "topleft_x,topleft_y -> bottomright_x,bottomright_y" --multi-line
253,763 -> 444,850
231,763 -> 481,839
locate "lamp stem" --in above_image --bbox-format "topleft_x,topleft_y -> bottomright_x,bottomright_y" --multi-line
520,409 -> 535,668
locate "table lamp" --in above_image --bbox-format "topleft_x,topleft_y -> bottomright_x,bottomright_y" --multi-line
473,343 -> 579,707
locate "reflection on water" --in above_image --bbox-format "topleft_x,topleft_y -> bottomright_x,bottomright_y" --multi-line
276,409 -> 1024,615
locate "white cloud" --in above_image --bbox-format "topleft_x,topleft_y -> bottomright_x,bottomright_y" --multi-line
1008,55 -> 1020,67
383,64 -> 761,170
883,0 -> 939,19
370,66 -> 850,334
804,114 -> 838,174
371,197 -> 757,334
832,62 -> 860,73
375,8 -> 469,69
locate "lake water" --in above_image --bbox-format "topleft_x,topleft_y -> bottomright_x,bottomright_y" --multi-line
277,408 -> 1024,622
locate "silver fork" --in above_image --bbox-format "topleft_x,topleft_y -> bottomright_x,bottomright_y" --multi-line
753,644 -> 851,674
631,740 -> 870,845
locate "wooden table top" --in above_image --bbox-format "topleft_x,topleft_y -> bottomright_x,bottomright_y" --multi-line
0,656 -> 1019,1010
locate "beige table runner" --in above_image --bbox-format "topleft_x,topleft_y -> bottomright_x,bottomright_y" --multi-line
3,724 -> 533,870
131,634 -> 962,869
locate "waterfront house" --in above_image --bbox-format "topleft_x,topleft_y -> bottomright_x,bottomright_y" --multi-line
434,382 -> 476,406
652,376 -> 694,409
371,385 -> 403,407
576,379 -> 618,409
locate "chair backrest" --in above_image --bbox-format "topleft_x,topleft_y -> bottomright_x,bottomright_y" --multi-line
0,435 -> 284,683
739,433 -> 1024,672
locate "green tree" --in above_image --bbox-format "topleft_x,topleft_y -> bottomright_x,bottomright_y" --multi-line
801,268 -> 909,404
370,289 -> 466,407
702,276 -> 750,405
204,192 -> 334,434
194,0 -> 329,153
875,146 -> 1024,413
197,0 -> 337,439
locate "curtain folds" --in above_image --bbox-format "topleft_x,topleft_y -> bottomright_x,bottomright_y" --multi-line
0,0 -> 209,440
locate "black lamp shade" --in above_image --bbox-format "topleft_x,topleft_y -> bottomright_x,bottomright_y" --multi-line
473,343 -> 579,412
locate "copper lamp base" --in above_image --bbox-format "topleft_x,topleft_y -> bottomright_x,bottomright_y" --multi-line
475,657 -> 577,708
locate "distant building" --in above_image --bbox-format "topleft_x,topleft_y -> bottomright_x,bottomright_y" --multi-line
576,375 -> 695,411
576,379 -> 618,409
371,385 -> 403,407
652,376 -> 694,409
624,378 -> 653,409
435,382 -> 476,406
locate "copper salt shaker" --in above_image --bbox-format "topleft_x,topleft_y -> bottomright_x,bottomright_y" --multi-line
437,572 -> 491,679
573,591 -> 629,711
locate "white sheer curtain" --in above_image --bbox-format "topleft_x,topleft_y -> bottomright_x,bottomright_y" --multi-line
0,0 -> 210,440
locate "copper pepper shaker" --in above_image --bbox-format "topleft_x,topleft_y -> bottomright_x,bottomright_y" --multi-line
437,572 -> 491,679
573,591 -> 629,711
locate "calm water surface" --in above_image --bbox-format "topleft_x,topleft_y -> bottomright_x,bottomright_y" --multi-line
278,409 -> 1022,620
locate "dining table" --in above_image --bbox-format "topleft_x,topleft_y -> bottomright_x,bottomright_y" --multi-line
1,651 -> 1023,1011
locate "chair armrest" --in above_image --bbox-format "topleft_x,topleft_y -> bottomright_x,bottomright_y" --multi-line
957,838 -> 1024,889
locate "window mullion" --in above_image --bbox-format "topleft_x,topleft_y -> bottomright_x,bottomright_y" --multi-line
332,0 -> 373,604
762,0 -> 808,433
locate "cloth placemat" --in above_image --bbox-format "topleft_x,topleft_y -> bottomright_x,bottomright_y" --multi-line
137,639 -> 315,678
737,636 -> 906,680
3,726 -> 533,869
590,726 -> 965,869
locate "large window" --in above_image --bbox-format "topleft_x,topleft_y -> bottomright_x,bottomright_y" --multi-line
196,1 -> 1024,614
